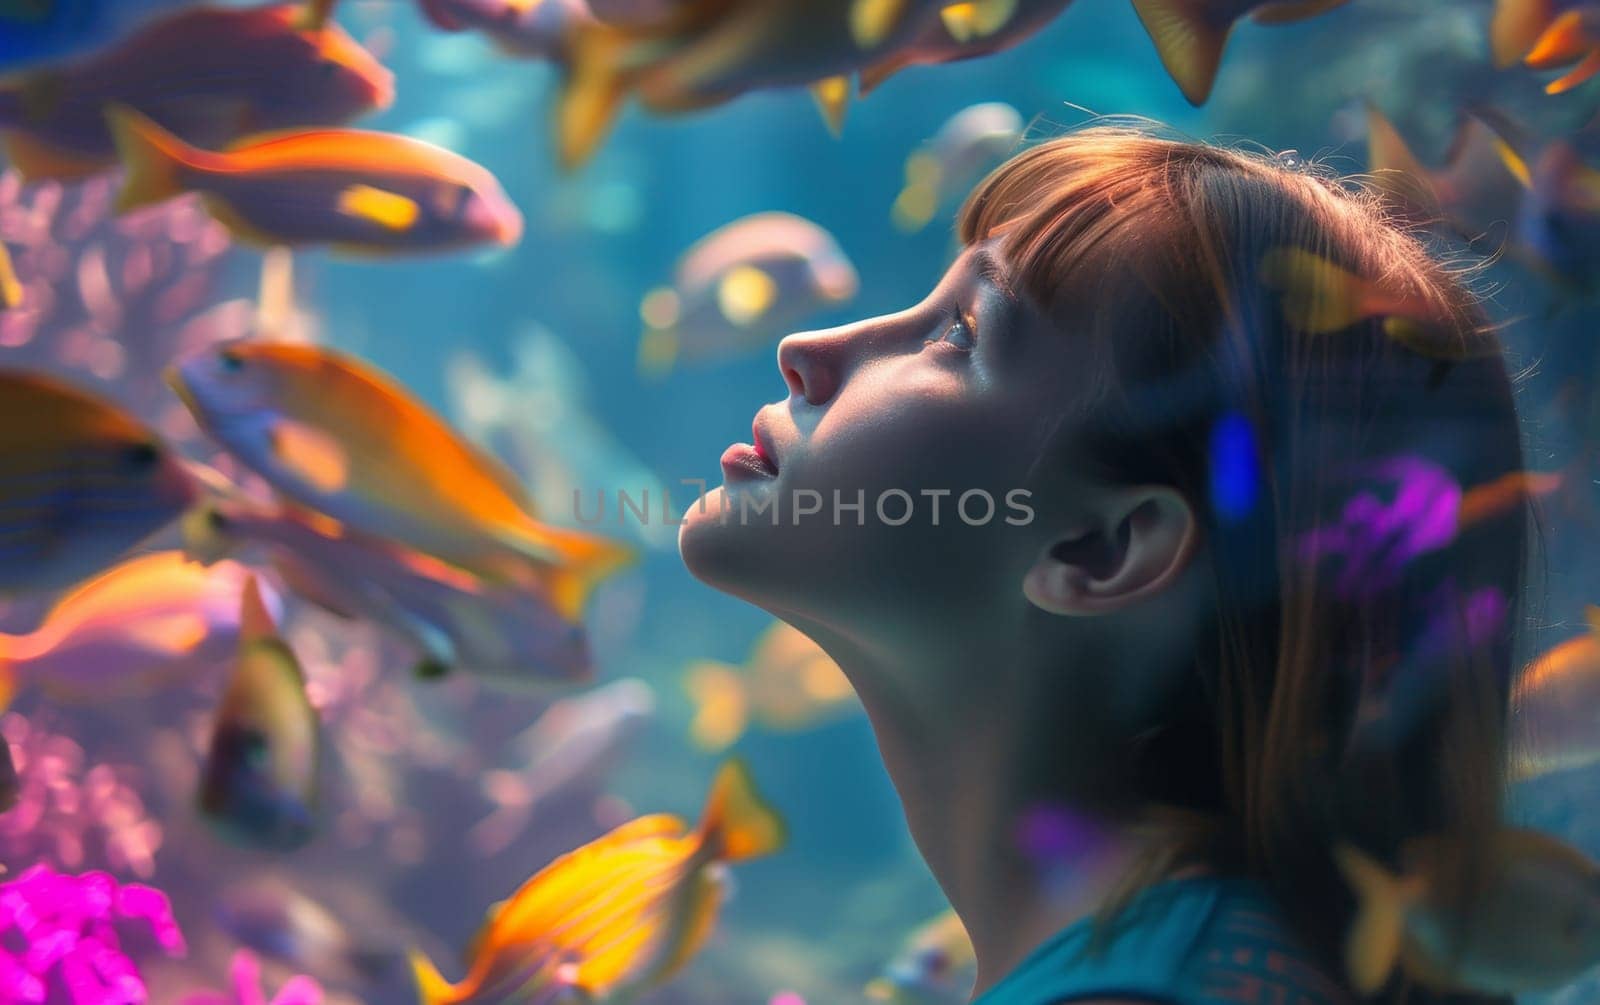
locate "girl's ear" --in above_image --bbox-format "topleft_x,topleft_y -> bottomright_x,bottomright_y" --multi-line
1022,486 -> 1199,616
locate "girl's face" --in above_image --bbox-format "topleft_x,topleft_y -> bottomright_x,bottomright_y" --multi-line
679,242 -> 1108,641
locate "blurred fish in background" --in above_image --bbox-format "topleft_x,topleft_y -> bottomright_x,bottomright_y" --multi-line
637,212 -> 858,377
198,576 -> 321,851
0,4 -> 393,183
685,621 -> 858,752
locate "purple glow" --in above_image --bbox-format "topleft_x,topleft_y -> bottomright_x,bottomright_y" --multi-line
1298,456 -> 1463,599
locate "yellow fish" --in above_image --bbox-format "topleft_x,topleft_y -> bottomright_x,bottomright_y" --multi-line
685,620 -> 857,751
0,369 -> 198,595
411,760 -> 785,1003
169,340 -> 635,619
198,575 -> 320,851
0,551 -> 262,706
1257,246 -> 1497,361
1336,829 -> 1600,994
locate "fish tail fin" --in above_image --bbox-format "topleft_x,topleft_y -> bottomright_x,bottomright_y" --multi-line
1331,844 -> 1413,994
520,526 -> 637,622
409,949 -> 456,1005
684,661 -> 749,752
1130,0 -> 1228,105
1492,0 -> 1556,66
104,104 -> 201,214
555,21 -> 631,171
1365,103 -> 1441,220
696,759 -> 785,863
295,0 -> 338,30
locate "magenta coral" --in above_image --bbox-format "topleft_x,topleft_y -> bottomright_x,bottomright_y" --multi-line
177,950 -> 321,1005
0,863 -> 186,1004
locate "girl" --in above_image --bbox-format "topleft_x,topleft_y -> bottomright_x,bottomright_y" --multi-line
679,126 -> 1528,1005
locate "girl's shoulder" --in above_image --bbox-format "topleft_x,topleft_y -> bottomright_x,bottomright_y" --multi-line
975,874 -> 1355,1005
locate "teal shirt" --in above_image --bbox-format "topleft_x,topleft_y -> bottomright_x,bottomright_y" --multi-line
972,875 -> 1353,1005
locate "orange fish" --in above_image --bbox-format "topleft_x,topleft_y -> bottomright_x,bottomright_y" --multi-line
107,105 -> 523,255
411,760 -> 785,1004
169,340 -> 634,618
0,551 -> 265,706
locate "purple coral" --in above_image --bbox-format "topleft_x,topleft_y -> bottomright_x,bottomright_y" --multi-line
0,714 -> 163,879
177,950 -> 321,1005
0,863 -> 186,1004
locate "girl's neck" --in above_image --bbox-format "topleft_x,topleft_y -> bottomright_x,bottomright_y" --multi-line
850,660 -> 1175,1000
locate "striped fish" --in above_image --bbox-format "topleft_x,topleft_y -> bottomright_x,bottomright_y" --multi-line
0,369 -> 197,595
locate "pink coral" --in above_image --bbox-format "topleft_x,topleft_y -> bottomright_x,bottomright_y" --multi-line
0,714 -> 162,879
177,950 -> 321,1005
0,863 -> 186,1004
0,169 -> 247,436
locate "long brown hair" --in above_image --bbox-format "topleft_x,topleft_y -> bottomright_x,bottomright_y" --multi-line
959,126 -> 1531,1002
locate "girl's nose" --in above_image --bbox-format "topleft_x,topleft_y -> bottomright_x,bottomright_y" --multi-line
777,325 -> 852,406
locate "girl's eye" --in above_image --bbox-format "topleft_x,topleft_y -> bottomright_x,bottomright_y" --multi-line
928,315 -> 974,352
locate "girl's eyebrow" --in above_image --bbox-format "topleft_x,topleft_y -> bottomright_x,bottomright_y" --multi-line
969,247 -> 1018,304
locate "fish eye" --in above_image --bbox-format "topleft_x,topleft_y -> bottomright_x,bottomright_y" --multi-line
123,443 -> 161,469
206,508 -> 231,531
320,59 -> 340,78
219,349 -> 246,373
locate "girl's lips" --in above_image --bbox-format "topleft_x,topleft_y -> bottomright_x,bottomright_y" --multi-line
751,418 -> 779,472
721,443 -> 777,479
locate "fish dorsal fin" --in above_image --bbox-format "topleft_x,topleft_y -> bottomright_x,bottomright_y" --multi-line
810,76 -> 851,138
337,185 -> 420,232
850,0 -> 908,47
695,760 -> 784,862
941,0 -> 1018,41
239,574 -> 277,642
269,418 -> 350,494
1130,0 -> 1227,105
